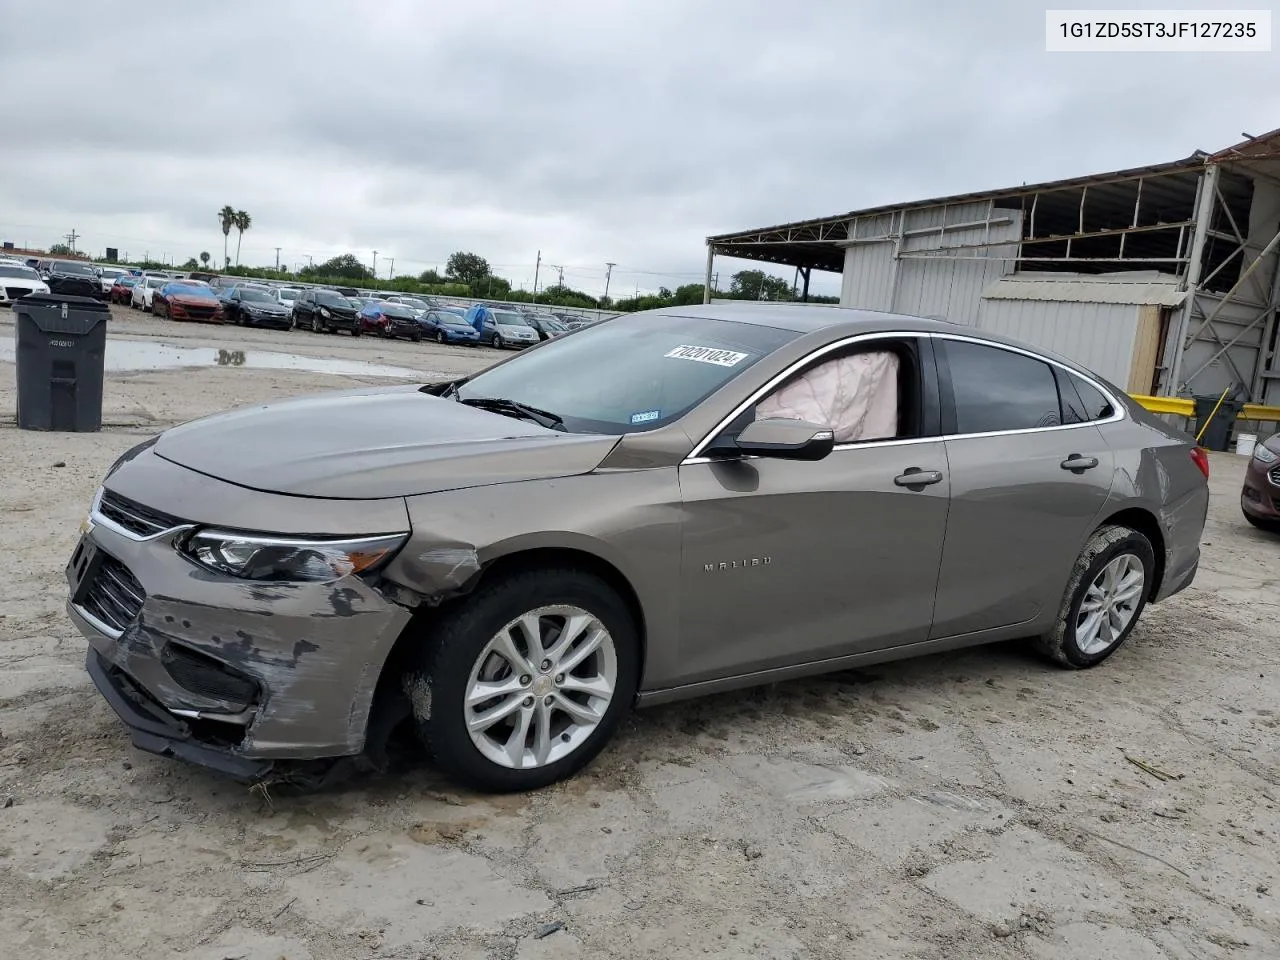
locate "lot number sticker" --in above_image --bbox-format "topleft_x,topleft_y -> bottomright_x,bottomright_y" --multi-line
665,344 -> 750,367
630,409 -> 661,425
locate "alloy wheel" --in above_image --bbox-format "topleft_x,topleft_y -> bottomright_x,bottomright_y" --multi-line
1075,553 -> 1145,655
464,606 -> 618,770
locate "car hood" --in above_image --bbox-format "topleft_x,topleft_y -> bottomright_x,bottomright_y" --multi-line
245,302 -> 290,313
170,294 -> 219,304
153,384 -> 622,499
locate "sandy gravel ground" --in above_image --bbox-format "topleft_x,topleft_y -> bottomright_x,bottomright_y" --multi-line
1,306 -> 1279,959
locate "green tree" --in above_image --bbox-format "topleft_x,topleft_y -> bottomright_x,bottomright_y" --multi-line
218,205 -> 236,267
446,251 -> 491,285
729,269 -> 792,301
232,210 -> 251,266
48,242 -> 73,255
418,268 -> 445,285
672,283 -> 705,305
469,274 -> 511,299
200,251 -> 211,267
182,257 -> 200,269
302,254 -> 373,280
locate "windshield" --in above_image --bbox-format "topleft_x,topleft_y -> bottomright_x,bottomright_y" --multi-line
277,288 -> 300,298
0,265 -> 40,279
456,314 -> 796,433
315,291 -> 349,306
238,288 -> 273,302
379,304 -> 416,318
399,298 -> 429,310
52,261 -> 96,276
146,276 -> 169,287
494,311 -> 531,327
100,268 -> 125,279
166,284 -> 213,297
433,312 -> 469,325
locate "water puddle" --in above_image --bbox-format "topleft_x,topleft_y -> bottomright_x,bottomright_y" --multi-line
0,338 -> 429,380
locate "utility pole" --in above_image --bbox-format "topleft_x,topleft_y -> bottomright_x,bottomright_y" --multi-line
64,228 -> 80,253
372,251 -> 378,278
557,265 -> 564,288
387,257 -> 394,280
603,262 -> 615,304
532,250 -> 541,303
274,247 -> 281,270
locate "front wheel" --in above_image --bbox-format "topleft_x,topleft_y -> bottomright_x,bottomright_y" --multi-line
350,325 -> 361,337
1035,525 -> 1154,669
436,331 -> 446,344
403,568 -> 639,792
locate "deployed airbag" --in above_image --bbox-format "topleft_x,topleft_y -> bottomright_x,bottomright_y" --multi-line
756,350 -> 899,443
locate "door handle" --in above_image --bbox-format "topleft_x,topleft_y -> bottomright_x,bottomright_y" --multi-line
1060,454 -> 1099,473
894,468 -> 943,488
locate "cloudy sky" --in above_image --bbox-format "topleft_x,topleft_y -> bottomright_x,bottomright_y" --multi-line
0,0 -> 1274,297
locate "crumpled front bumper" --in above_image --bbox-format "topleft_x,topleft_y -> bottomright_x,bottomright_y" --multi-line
67,452 -> 415,774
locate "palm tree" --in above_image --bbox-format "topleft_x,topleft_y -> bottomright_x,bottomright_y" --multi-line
199,251 -> 210,267
233,210 -> 251,266
218,206 -> 236,268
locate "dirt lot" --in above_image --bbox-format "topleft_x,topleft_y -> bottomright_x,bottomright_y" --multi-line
1,306 -> 1279,959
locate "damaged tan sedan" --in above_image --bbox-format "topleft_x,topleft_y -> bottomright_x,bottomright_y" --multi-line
67,304 -> 1208,791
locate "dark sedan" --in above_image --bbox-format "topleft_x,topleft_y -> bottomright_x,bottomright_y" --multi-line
420,309 -> 480,345
358,301 -> 423,341
292,289 -> 362,336
222,287 -> 293,329
154,282 -> 225,323
525,314 -> 570,341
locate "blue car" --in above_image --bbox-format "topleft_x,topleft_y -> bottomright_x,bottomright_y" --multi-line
421,309 -> 480,345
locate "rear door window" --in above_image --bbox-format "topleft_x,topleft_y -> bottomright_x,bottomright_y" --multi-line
1058,370 -> 1115,424
941,339 -> 1062,434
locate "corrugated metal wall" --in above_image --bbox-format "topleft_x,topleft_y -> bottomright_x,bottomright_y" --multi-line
974,299 -> 1140,385
838,201 -> 1020,325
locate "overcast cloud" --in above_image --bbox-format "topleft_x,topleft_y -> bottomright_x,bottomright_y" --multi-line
0,0 -> 1274,296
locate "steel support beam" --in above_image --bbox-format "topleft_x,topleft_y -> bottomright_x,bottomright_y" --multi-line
703,243 -> 714,304
1166,164 -> 1218,396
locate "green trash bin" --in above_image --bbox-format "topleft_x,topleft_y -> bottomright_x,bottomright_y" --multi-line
1192,394 -> 1245,452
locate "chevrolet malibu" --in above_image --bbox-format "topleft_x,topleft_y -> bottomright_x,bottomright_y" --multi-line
67,304 -> 1209,792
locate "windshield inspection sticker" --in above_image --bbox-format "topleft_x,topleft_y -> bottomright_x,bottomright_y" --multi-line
665,344 -> 750,367
630,409 -> 661,425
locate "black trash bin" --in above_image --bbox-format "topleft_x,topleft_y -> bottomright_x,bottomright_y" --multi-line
1192,393 -> 1245,452
13,293 -> 110,432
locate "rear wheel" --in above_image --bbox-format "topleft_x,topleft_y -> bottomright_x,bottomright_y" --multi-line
1035,525 -> 1154,669
403,568 -> 639,792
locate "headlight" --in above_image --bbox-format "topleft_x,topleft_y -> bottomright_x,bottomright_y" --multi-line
180,530 -> 407,582
320,307 -> 332,318
1255,443 -> 1279,464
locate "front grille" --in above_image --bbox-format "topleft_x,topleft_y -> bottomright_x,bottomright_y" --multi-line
176,304 -> 218,319
1268,466 -> 1280,486
81,554 -> 145,634
4,286 -> 31,300
161,644 -> 259,707
98,489 -> 184,537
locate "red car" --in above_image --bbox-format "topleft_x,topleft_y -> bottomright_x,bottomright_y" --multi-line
110,276 -> 139,304
153,281 -> 225,323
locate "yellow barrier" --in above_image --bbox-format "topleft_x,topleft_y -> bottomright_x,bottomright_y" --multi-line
1128,394 -> 1280,423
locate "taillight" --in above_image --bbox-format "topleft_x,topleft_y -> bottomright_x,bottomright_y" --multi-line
1190,447 -> 1210,479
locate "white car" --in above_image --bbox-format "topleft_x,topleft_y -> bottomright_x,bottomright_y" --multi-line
270,286 -> 302,310
130,274 -> 172,311
0,262 -> 50,306
96,266 -> 130,296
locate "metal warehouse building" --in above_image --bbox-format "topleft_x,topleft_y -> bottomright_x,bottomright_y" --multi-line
703,128 -> 1280,403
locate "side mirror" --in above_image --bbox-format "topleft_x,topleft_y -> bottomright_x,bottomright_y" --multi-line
732,417 -> 835,461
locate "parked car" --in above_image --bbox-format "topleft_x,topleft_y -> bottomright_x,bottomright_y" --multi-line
130,274 -> 172,311
525,314 -> 569,341
208,276 -> 241,292
386,295 -> 433,316
465,304 -> 540,348
270,286 -> 302,311
39,259 -> 102,298
65,305 -> 1208,793
109,275 -> 140,304
0,262 -> 50,306
292,288 -> 361,335
223,286 -> 293,329
153,281 -> 224,323
358,301 -> 423,341
96,266 -> 130,297
420,309 -> 480,345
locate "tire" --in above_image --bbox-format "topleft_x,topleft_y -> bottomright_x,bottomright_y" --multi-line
412,333 -> 422,343
495,334 -> 505,349
436,331 -> 446,344
1035,525 -> 1155,669
311,315 -> 321,333
402,568 -> 640,792
351,325 -> 361,337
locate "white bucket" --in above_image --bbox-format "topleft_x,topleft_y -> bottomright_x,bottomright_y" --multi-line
1236,432 -> 1257,457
